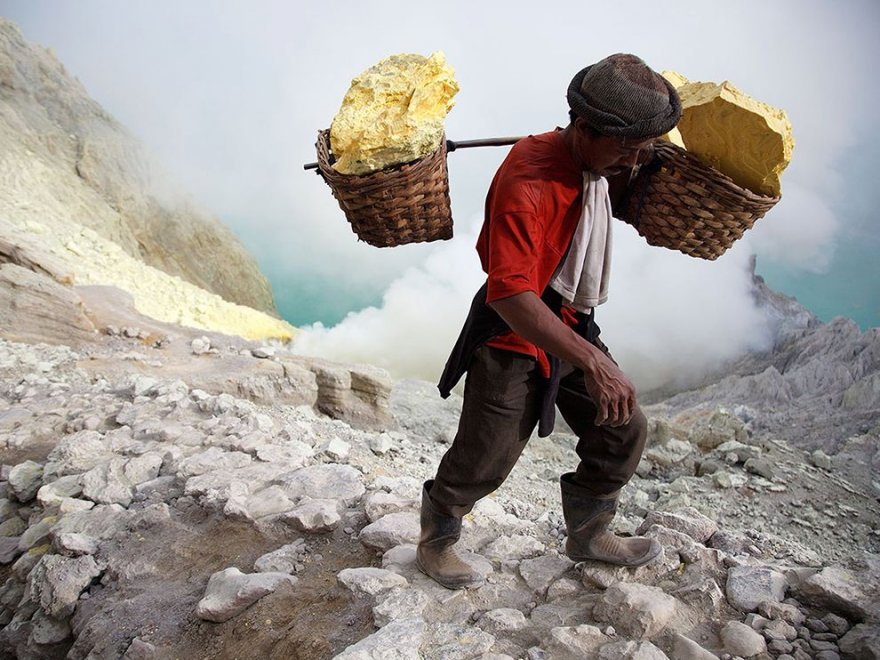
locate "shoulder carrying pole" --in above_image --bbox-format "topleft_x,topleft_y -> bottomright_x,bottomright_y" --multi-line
302,136 -> 525,171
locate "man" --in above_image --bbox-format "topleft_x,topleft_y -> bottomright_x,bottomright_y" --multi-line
418,54 -> 682,589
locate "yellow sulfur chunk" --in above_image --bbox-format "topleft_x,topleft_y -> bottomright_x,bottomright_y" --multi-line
660,70 -> 793,197
330,52 -> 460,176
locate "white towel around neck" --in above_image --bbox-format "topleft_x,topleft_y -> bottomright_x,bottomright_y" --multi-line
548,172 -> 613,312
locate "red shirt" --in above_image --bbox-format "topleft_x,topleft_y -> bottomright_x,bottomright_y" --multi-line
477,130 -> 584,377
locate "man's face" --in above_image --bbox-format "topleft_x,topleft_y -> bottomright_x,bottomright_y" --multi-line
573,120 -> 656,177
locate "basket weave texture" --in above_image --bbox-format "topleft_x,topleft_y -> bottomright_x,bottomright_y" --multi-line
315,129 -> 453,247
621,142 -> 780,260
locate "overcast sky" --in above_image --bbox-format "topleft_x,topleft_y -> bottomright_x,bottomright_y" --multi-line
3,0 -> 878,386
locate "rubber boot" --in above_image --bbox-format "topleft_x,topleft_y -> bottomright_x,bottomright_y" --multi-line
560,473 -> 661,567
416,481 -> 485,589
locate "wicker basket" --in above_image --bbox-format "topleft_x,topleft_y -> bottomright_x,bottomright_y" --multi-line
315,129 -> 453,247
620,141 -> 780,260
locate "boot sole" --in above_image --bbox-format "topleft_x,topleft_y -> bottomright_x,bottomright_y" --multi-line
415,556 -> 485,590
567,542 -> 662,568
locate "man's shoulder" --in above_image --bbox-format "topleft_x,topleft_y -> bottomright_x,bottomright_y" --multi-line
499,130 -> 579,191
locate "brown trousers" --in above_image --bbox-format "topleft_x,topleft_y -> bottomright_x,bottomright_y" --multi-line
429,346 -> 648,518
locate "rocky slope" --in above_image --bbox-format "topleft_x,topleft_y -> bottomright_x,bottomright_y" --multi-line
0,269 -> 878,659
0,19 -> 283,327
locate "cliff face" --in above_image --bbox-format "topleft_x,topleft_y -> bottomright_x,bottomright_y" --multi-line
0,19 -> 276,316
647,270 -> 880,455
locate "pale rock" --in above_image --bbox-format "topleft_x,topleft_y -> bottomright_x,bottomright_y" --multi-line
713,471 -> 748,489
365,491 -> 418,523
482,535 -> 546,562
285,498 -> 340,533
707,529 -> 751,555
688,410 -> 748,450
359,512 -> 420,552
672,634 -> 721,660
839,623 -> 880,659
726,566 -> 787,612
178,447 -> 252,477
28,553 -> 101,618
320,437 -> 351,461
423,623 -> 496,659
36,474 -> 83,507
277,464 -> 365,506
370,434 -> 395,455
821,613 -> 850,636
715,440 -> 762,463
529,600 -> 590,628
758,601 -> 806,626
308,361 -> 393,431
372,476 -> 423,499
0,517 -> 26,537
81,458 -> 134,506
547,577 -> 581,601
811,449 -> 832,470
382,544 -> 418,574
670,576 -> 726,615
763,618 -> 798,641
195,567 -> 296,622
253,540 -> 306,574
797,563 -> 880,621
53,533 -> 98,557
545,624 -> 610,659
8,460 -> 43,502
17,516 -> 57,551
232,486 -> 295,520
519,555 -> 575,596
592,583 -> 679,639
0,536 -> 21,564
134,476 -> 179,501
123,638 -> 157,659
190,337 -> 211,355
581,547 -> 679,590
29,608 -> 71,645
373,588 -> 432,627
0,498 -> 15,522
333,618 -> 427,659
58,497 -> 95,514
640,525 -> 701,565
337,567 -> 408,599
123,453 -> 163,485
720,620 -> 768,657
128,375 -> 158,398
255,442 -> 314,469
50,503 -> 131,540
744,457 -> 776,480
477,608 -> 528,634
598,639 -> 670,660
636,508 -> 719,543
646,439 -> 692,467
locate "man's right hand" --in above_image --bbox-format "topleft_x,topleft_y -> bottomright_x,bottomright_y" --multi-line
581,351 -> 636,427
489,291 -> 638,427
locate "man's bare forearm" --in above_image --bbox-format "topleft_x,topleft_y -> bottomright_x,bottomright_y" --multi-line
489,291 -> 636,426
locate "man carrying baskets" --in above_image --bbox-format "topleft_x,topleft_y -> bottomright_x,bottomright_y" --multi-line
419,54 -> 683,589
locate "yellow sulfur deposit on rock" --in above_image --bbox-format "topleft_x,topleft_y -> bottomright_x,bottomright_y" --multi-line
660,70 -> 794,197
329,52 -> 459,175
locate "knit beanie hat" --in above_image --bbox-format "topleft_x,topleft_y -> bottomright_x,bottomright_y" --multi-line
567,53 -> 681,139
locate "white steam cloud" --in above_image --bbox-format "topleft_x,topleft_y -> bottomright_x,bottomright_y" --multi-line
292,216 -> 772,393
5,0 -> 877,383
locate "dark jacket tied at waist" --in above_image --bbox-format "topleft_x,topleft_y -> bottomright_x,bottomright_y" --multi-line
437,282 -> 602,438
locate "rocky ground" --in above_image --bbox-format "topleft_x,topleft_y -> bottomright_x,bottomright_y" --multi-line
1,295 -> 879,660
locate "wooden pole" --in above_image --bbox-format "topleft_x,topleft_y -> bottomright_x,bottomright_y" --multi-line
303,136 -> 526,171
